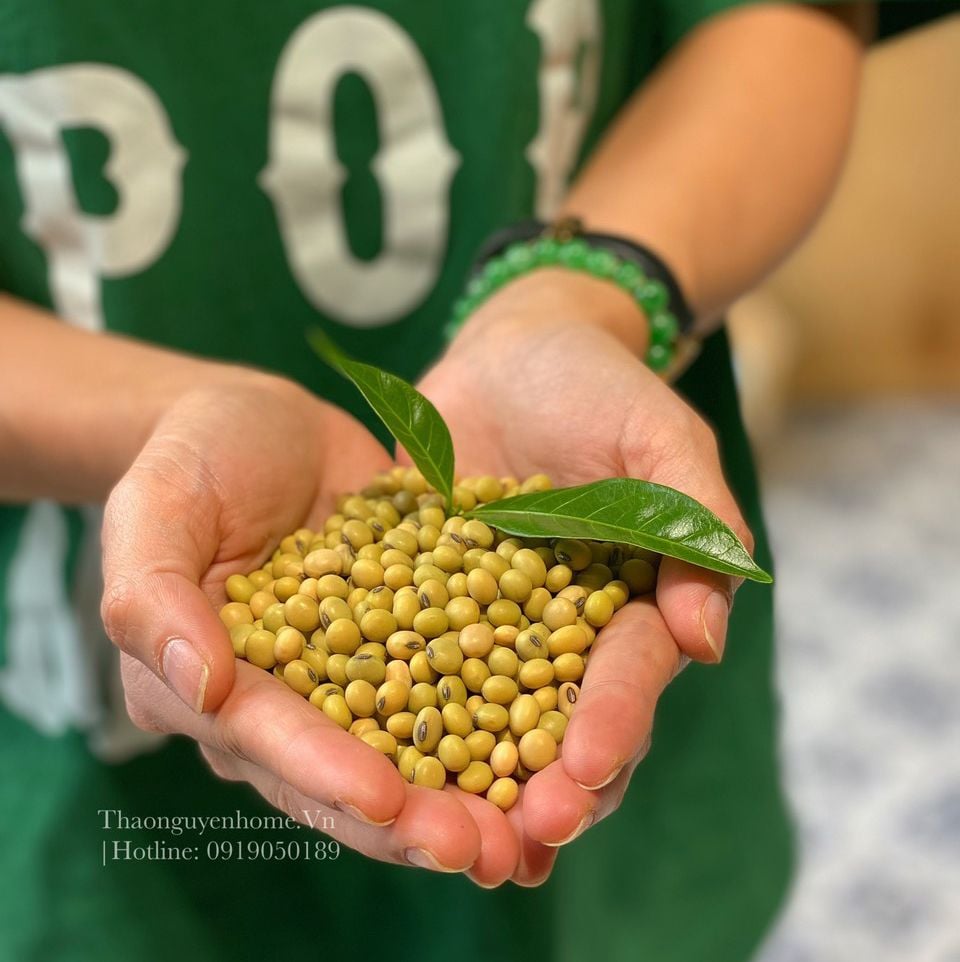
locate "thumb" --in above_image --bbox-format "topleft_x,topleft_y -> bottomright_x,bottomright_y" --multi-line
100,446 -> 235,713
653,472 -> 752,664
639,427 -> 754,665
655,558 -> 741,664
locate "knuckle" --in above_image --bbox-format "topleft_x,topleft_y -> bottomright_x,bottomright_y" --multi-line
100,579 -> 135,654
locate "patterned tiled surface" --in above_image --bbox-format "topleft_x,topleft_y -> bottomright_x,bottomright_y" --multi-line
755,403 -> 960,962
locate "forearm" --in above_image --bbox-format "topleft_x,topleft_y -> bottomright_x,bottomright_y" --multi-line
562,3 -> 864,331
0,296 -> 260,503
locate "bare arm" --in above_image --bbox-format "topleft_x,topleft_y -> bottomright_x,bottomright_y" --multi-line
0,6 -> 864,503
418,4 -> 868,849
517,2 -> 867,354
0,295 -> 258,503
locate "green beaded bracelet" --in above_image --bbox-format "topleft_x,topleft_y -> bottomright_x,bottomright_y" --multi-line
444,234 -> 686,373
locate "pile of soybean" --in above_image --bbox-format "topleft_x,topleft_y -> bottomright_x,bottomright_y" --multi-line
220,468 -> 657,811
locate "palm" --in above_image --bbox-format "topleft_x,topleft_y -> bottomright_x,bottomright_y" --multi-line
415,316 -> 734,880
136,383 -> 389,604
105,379 -> 515,884
418,321 -> 663,484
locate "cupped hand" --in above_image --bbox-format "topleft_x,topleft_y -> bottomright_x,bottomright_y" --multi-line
416,271 -> 757,882
99,373 -> 508,880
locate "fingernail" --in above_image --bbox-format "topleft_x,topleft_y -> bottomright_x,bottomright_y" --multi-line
334,800 -> 396,827
472,877 -> 501,890
702,592 -> 729,662
574,762 -> 624,792
161,638 -> 209,713
543,809 -> 596,847
404,848 -> 463,873
512,872 -> 554,888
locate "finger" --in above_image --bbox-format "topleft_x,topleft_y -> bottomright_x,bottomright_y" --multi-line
505,789 -> 558,886
448,788 -> 521,888
560,599 -> 680,792
629,410 -> 754,665
652,457 -> 752,665
123,656 -> 408,827
656,558 -> 742,663
102,451 -> 235,712
522,756 -> 639,847
201,745 -> 480,872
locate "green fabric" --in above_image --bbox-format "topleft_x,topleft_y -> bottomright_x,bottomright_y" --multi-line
0,3 -> 792,960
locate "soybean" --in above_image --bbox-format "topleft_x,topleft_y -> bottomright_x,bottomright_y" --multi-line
222,469 -> 656,811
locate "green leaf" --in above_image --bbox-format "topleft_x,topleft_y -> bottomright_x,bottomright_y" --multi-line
469,477 -> 772,583
308,329 -> 455,508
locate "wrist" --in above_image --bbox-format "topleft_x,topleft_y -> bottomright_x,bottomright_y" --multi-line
133,360 -> 289,452
448,269 -> 651,359
556,204 -> 703,323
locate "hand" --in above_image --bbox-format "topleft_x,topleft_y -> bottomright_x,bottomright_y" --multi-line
416,271 -> 756,880
100,373 -> 515,880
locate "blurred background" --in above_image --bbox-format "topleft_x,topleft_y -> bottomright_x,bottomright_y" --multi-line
725,9 -> 960,961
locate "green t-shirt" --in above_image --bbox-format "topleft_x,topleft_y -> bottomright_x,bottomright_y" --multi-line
0,3 -> 790,960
